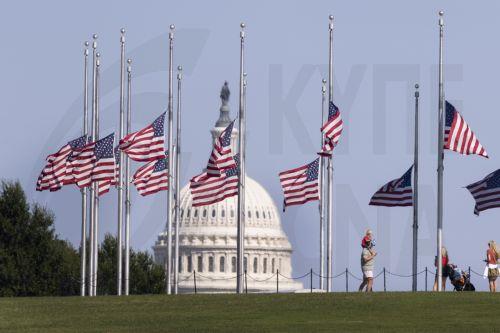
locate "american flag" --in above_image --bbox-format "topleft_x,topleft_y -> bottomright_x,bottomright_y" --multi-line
318,102 -> 343,157
36,135 -> 87,192
67,133 -> 116,188
97,147 -> 120,196
190,154 -> 240,207
466,169 -> 500,215
118,112 -> 166,162
369,167 -> 413,207
206,120 -> 237,177
279,158 -> 320,210
132,152 -> 169,196
444,101 -> 488,158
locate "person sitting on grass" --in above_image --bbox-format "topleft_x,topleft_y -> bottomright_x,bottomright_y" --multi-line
359,238 -> 377,292
433,246 -> 449,291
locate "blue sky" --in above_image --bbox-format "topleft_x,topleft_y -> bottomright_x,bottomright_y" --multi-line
2,0 -> 500,291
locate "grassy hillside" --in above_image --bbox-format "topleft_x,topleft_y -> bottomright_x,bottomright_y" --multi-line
0,292 -> 498,332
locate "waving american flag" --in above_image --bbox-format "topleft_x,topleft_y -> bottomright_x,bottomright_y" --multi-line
466,169 -> 500,215
97,147 -> 120,196
36,135 -> 87,192
190,154 -> 240,207
279,158 -> 320,210
369,167 -> 413,207
119,112 -> 166,162
67,133 -> 116,188
444,101 -> 488,158
206,120 -> 237,177
318,102 -> 343,157
132,152 -> 169,196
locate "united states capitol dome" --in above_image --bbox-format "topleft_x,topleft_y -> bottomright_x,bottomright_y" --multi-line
154,82 -> 302,293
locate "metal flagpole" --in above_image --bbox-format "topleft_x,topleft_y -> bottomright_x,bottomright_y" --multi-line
80,41 -> 89,297
117,28 -> 126,296
173,65 -> 182,294
319,78 -> 327,290
93,51 -> 101,296
412,83 -> 419,292
166,24 -> 175,295
236,22 -> 246,294
326,14 -> 334,293
437,10 -> 445,292
124,58 -> 132,296
89,34 -> 98,296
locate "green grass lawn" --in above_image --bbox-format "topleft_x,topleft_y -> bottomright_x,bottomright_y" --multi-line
0,292 -> 499,333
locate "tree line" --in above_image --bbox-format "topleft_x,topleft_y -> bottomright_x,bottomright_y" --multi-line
0,181 -> 165,296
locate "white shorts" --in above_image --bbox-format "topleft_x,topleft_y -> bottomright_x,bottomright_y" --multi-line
363,271 -> 373,278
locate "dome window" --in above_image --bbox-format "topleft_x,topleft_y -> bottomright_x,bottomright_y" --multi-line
187,256 -> 193,272
212,209 -> 216,218
231,257 -> 236,273
194,209 -> 198,218
256,211 -> 259,219
221,210 -> 225,218
187,209 -> 191,218
209,256 -> 214,272
203,209 -> 207,218
263,258 -> 268,274
271,258 -> 275,273
180,209 -> 184,218
253,258 -> 258,274
219,257 -> 225,273
197,256 -> 203,272
263,211 -> 266,219
231,210 -> 234,218
248,211 -> 251,218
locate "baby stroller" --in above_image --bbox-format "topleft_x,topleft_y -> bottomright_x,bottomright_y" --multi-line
448,265 -> 475,291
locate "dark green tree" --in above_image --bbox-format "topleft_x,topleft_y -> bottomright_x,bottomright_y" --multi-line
97,233 -> 165,295
0,181 -> 79,296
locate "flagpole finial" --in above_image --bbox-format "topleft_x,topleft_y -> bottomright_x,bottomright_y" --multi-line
127,59 -> 132,73
439,11 -> 444,26
84,41 -> 89,55
120,28 -> 125,43
329,15 -> 334,30
121,28 -> 126,34
177,66 -> 182,80
415,83 -> 419,89
243,72 -> 247,86
96,52 -> 101,66
169,25 -> 175,40
84,41 -> 89,47
92,34 -> 98,49
322,79 -> 327,93
240,22 -> 245,38
329,14 -> 334,21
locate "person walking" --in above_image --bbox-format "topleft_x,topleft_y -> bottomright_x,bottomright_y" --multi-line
359,237 -> 376,292
433,246 -> 449,291
486,241 -> 499,292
